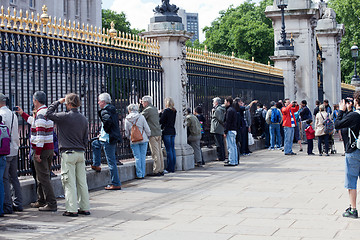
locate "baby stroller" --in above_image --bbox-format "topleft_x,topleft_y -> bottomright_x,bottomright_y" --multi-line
323,133 -> 336,154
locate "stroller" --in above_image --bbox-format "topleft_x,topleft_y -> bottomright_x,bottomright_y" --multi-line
322,133 -> 336,154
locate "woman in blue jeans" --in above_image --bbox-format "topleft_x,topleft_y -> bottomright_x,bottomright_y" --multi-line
160,98 -> 177,173
125,104 -> 151,179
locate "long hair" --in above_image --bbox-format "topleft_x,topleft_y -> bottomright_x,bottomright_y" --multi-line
165,97 -> 176,111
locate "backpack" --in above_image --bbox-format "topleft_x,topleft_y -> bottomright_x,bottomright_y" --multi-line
130,118 -> 143,143
0,121 -> 11,155
271,108 -> 281,123
321,113 -> 334,134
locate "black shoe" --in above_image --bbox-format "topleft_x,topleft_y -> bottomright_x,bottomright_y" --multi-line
343,207 -> 358,218
78,210 -> 91,215
63,211 -> 78,217
224,164 -> 236,167
285,152 -> 296,155
117,161 -> 123,165
308,153 -> 315,155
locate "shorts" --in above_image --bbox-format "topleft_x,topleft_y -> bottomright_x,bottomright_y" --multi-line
344,149 -> 360,189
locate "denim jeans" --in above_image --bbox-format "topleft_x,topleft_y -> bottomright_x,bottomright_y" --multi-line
269,124 -> 282,149
226,131 -> 237,165
284,127 -> 295,154
131,142 -> 148,178
163,135 -> 176,172
0,156 -> 6,215
213,133 -> 225,161
92,140 -> 121,186
4,156 -> 23,213
345,149 -> 360,189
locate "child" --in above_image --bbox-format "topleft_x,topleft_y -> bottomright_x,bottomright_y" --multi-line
305,119 -> 315,155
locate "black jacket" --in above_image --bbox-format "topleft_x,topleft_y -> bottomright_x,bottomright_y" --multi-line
159,108 -> 176,136
335,110 -> 360,153
299,106 -> 312,121
98,104 -> 122,144
224,106 -> 237,134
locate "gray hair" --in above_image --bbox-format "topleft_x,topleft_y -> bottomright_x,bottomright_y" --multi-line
127,104 -> 139,113
98,93 -> 112,104
212,97 -> 221,104
141,95 -> 153,105
33,91 -> 47,104
319,104 -> 325,111
270,101 -> 276,107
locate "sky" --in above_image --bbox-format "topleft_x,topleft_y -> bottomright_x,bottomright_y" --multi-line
102,0 -> 262,42
102,0 -> 325,42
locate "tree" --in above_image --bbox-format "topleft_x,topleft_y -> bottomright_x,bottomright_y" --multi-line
328,0 -> 360,83
102,9 -> 144,35
186,39 -> 205,50
203,0 -> 274,64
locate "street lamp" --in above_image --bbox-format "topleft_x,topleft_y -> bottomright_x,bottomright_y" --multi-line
351,44 -> 360,88
276,0 -> 293,50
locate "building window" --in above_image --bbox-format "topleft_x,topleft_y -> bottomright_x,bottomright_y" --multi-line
29,0 -> 35,8
87,0 -> 91,18
75,0 -> 79,16
64,0 -> 67,15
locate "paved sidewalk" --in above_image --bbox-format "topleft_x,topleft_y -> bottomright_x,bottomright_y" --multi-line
0,141 -> 358,240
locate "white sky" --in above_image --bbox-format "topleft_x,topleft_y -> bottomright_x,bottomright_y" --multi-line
103,0 -> 325,42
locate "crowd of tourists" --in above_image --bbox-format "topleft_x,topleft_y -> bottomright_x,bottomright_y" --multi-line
0,91 -> 360,220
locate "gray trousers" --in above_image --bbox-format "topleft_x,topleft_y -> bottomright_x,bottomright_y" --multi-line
3,155 -> 23,212
188,135 -> 202,164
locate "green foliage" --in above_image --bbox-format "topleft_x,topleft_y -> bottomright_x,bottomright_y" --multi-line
328,0 -> 360,83
203,0 -> 274,64
186,39 -> 205,50
102,9 -> 144,35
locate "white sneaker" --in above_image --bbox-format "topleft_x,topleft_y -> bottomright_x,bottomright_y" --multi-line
163,170 -> 169,174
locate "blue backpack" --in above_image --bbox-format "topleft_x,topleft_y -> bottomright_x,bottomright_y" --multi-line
271,108 -> 281,123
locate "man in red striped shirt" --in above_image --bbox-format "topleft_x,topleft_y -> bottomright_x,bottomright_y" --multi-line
17,91 -> 57,211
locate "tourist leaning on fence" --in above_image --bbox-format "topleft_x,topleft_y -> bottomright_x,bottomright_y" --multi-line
16,91 -> 57,211
0,94 -> 23,214
159,97 -> 177,173
335,92 -> 360,219
315,104 -> 330,156
46,93 -> 90,217
140,96 -> 164,177
91,93 -> 122,190
125,104 -> 151,179
186,108 -> 202,167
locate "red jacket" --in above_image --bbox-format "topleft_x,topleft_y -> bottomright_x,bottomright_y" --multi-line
281,104 -> 299,127
305,125 -> 315,140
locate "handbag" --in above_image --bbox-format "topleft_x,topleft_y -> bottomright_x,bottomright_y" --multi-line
248,132 -> 255,145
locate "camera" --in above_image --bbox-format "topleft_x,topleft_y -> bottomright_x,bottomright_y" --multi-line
345,98 -> 354,104
12,106 -> 19,111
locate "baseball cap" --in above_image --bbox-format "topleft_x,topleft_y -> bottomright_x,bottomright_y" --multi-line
0,93 -> 7,102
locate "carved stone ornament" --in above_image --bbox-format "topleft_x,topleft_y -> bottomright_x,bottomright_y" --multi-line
180,41 -> 188,128
154,0 -> 179,15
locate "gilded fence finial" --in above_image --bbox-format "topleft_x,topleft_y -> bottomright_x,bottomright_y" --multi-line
109,21 -> 117,38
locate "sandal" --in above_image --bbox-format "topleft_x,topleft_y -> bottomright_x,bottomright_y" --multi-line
62,211 -> 78,217
78,210 -> 91,215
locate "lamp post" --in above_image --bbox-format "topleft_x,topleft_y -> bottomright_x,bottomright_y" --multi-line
276,0 -> 293,50
351,44 -> 360,88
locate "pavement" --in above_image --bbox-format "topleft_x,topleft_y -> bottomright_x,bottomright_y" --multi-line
0,140 -> 358,240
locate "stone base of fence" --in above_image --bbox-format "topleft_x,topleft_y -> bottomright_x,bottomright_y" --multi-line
20,140 -> 265,206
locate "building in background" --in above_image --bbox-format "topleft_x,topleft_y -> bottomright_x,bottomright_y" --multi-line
0,0 -> 102,29
178,9 -> 199,43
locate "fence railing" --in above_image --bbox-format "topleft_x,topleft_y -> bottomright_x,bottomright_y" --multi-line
0,5 -> 163,175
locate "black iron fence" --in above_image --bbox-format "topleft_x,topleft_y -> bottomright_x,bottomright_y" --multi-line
186,48 -> 285,144
0,7 -> 163,175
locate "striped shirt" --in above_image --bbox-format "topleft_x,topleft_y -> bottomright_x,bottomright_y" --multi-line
21,105 -> 54,155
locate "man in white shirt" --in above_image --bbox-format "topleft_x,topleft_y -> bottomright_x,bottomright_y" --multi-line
0,93 -> 22,214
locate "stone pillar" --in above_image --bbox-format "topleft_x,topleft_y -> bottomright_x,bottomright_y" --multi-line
316,7 -> 345,106
266,0 -> 320,111
270,50 -> 299,99
141,2 -> 195,171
